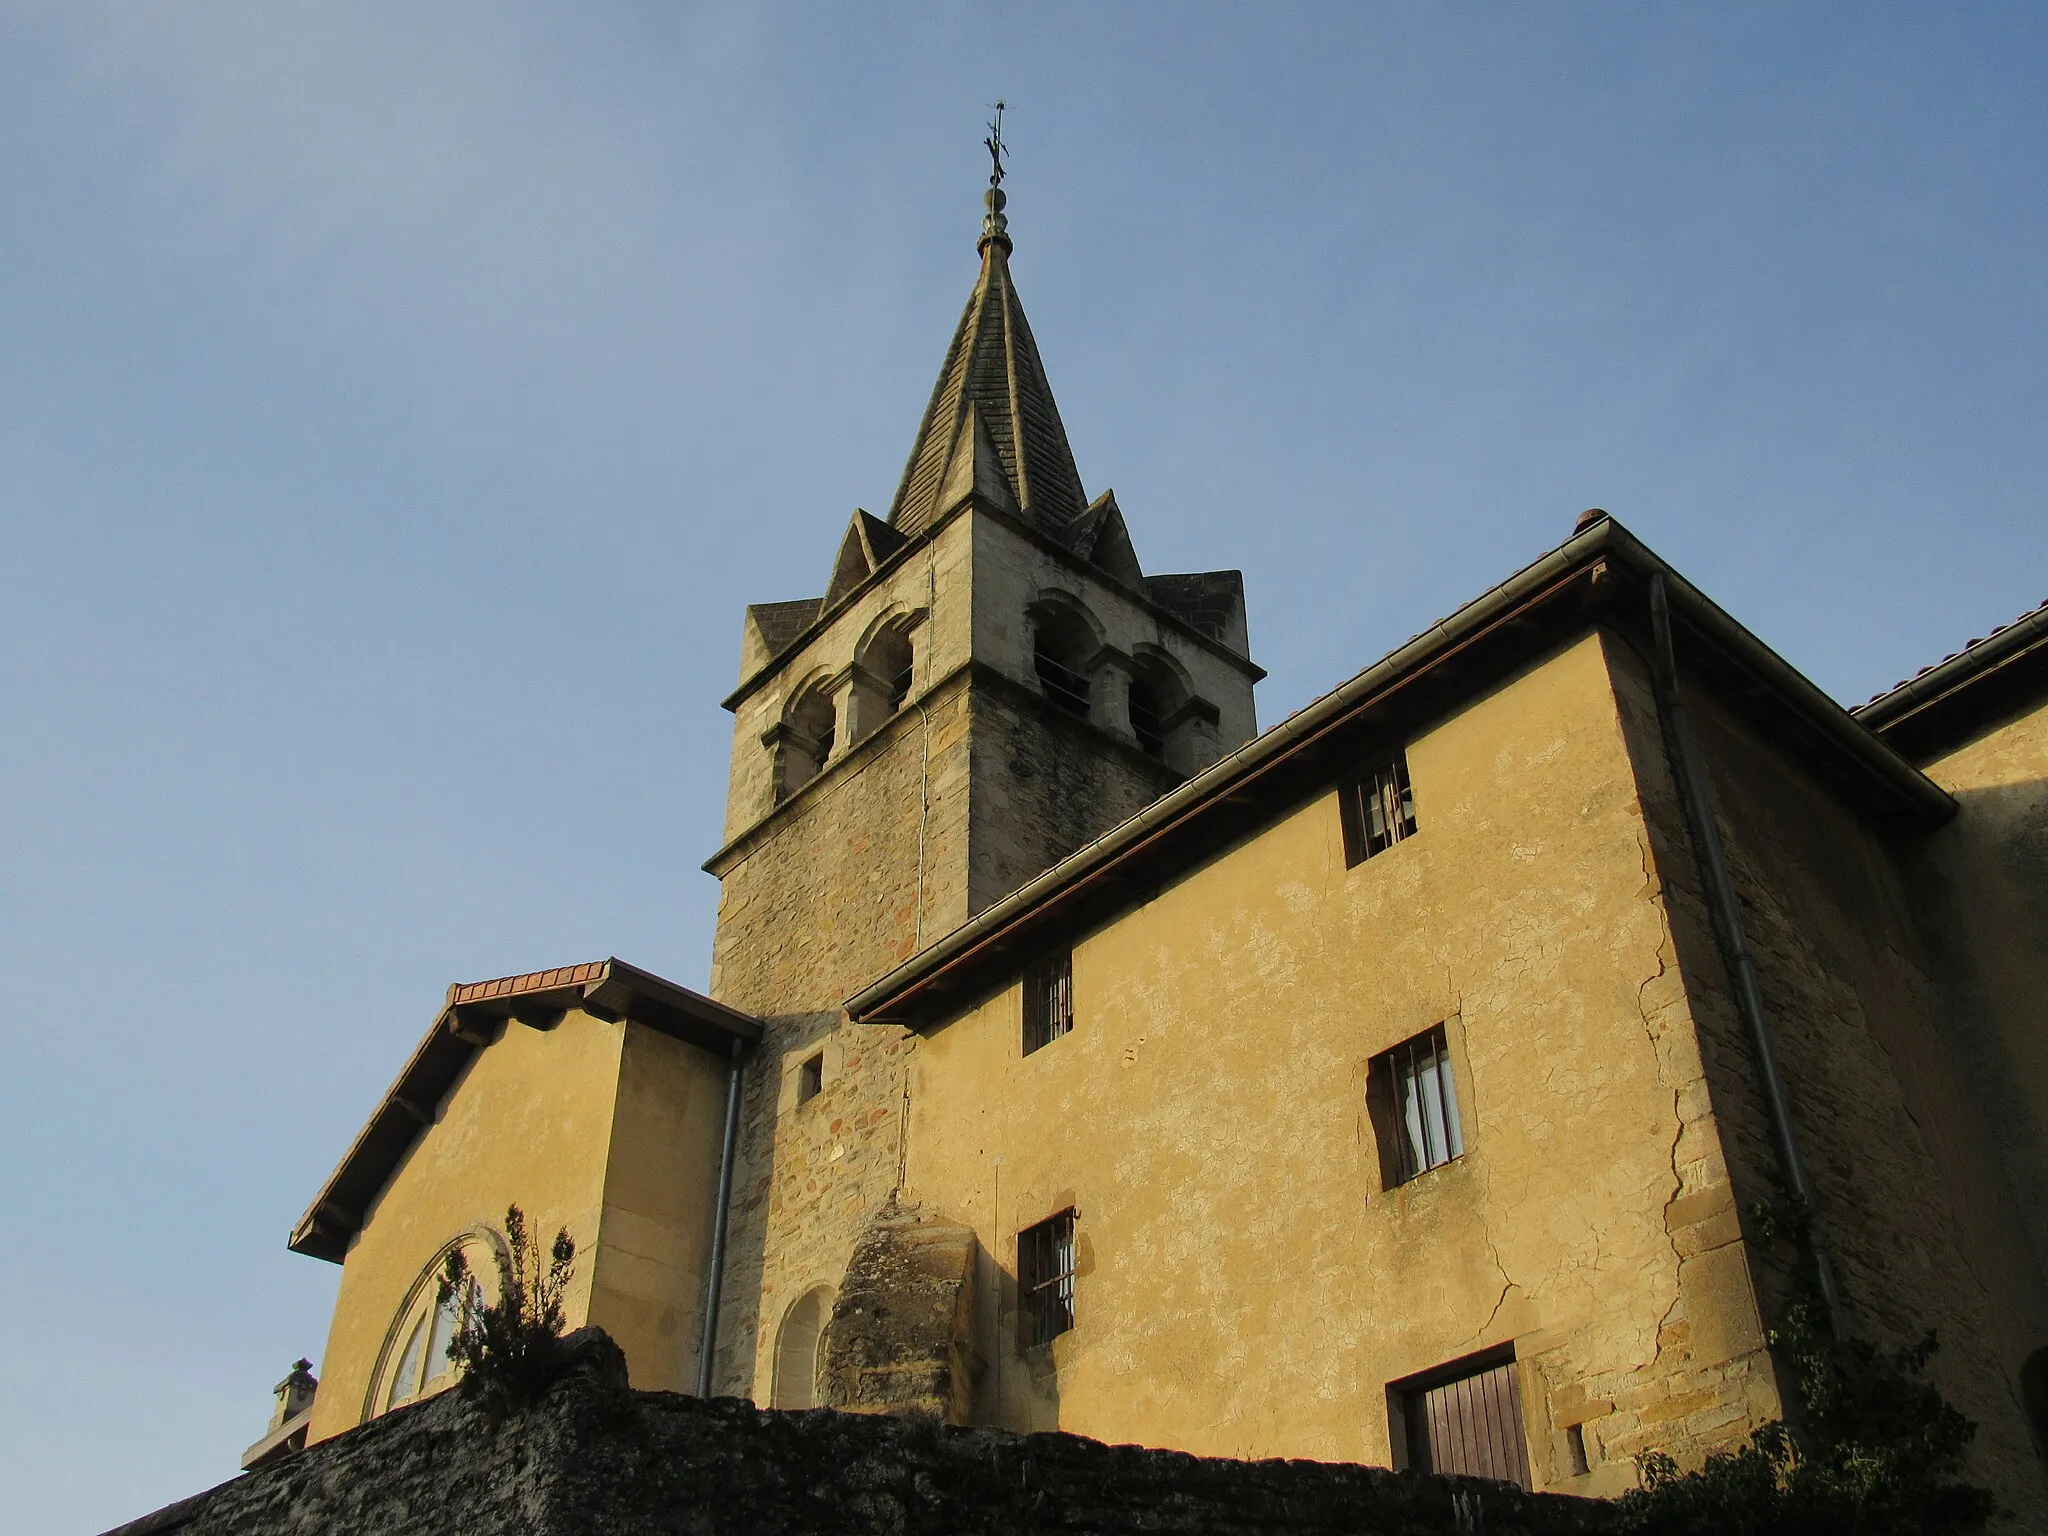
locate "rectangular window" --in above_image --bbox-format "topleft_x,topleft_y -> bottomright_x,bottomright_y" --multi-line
1022,951 -> 1074,1056
796,1051 -> 823,1105
1340,752 -> 1417,866
1369,1025 -> 1465,1186
1017,1209 -> 1076,1347
1397,1351 -> 1531,1490
1565,1422 -> 1591,1477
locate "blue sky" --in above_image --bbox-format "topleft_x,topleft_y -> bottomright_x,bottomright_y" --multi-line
3,3 -> 2044,1527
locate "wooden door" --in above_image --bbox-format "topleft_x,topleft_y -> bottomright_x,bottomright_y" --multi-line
1405,1358 -> 1532,1489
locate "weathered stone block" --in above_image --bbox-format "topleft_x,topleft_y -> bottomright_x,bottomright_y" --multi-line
823,1202 -> 979,1423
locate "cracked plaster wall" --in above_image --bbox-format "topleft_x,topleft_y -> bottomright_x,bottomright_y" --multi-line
1634,658 -> 2048,1524
901,633 -> 1771,1494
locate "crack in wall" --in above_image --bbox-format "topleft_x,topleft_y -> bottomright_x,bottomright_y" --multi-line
1635,825 -> 1693,1357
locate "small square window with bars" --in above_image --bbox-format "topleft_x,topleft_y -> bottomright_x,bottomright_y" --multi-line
1340,752 -> 1418,866
1017,1209 -> 1076,1348
1368,1024 -> 1465,1187
1022,951 -> 1074,1056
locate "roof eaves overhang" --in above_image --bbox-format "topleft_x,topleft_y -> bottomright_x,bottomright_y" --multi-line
1852,598 -> 2048,763
288,959 -> 759,1264
847,515 -> 1953,1031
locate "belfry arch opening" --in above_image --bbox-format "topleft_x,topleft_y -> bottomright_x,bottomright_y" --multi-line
1031,601 -> 1097,719
1126,653 -> 1185,762
777,683 -> 837,800
848,614 -> 920,745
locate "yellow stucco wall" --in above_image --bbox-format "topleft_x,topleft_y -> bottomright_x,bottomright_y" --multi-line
308,1009 -> 625,1441
308,1010 -> 732,1439
585,1022 -> 731,1393
1917,697 -> 2048,1286
903,634 -> 1774,1491
1659,679 -> 2048,1519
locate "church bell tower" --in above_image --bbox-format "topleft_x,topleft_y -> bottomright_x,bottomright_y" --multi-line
700,162 -> 1264,1399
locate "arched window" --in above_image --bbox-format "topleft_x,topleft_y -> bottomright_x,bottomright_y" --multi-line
369,1234 -> 494,1417
387,1283 -> 463,1409
777,684 -> 837,800
1031,605 -> 1095,719
771,1286 -> 835,1409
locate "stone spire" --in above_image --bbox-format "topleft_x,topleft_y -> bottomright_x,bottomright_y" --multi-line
885,157 -> 1089,541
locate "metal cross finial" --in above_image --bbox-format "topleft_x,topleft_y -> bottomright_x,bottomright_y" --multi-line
984,100 -> 1007,188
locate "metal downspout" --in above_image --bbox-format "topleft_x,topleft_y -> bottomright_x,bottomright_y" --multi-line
1648,573 -> 1848,1341
695,1038 -> 746,1396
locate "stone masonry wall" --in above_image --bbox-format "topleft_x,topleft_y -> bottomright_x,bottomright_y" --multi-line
707,507 -> 1234,1403
108,1331 -> 1608,1536
967,671 -> 1177,916
708,663 -> 1187,1403
707,674 -> 974,1401
1609,636 -> 2048,1523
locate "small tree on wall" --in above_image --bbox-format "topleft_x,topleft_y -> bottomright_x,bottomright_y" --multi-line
439,1205 -> 577,1416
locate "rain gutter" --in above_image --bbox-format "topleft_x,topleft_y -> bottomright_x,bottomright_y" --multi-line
847,515 -> 1950,1028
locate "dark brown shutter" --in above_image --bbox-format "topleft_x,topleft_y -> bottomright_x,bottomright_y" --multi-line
1407,1359 -> 1531,1490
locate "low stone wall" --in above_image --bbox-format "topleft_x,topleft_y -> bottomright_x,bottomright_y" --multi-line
107,1332 -> 1608,1536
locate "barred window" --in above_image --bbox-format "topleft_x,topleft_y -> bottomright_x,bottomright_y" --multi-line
1369,1025 -> 1465,1187
1018,1210 -> 1076,1347
1022,951 -> 1074,1056
1340,752 -> 1417,866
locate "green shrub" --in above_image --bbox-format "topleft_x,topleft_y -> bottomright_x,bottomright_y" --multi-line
439,1205 -> 577,1416
1615,1200 -> 1995,1535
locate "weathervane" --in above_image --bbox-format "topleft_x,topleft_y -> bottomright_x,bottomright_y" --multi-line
984,100 -> 1008,188
979,100 -> 1012,254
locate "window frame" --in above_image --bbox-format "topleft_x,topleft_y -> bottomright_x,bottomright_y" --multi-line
366,1234 -> 494,1420
1340,751 -> 1418,866
1392,1346 -> 1532,1490
1017,1209 -> 1077,1348
796,1051 -> 824,1106
1368,1023 -> 1466,1188
1021,950 -> 1074,1056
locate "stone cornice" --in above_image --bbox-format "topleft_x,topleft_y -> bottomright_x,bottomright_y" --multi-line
722,493 -> 1264,715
